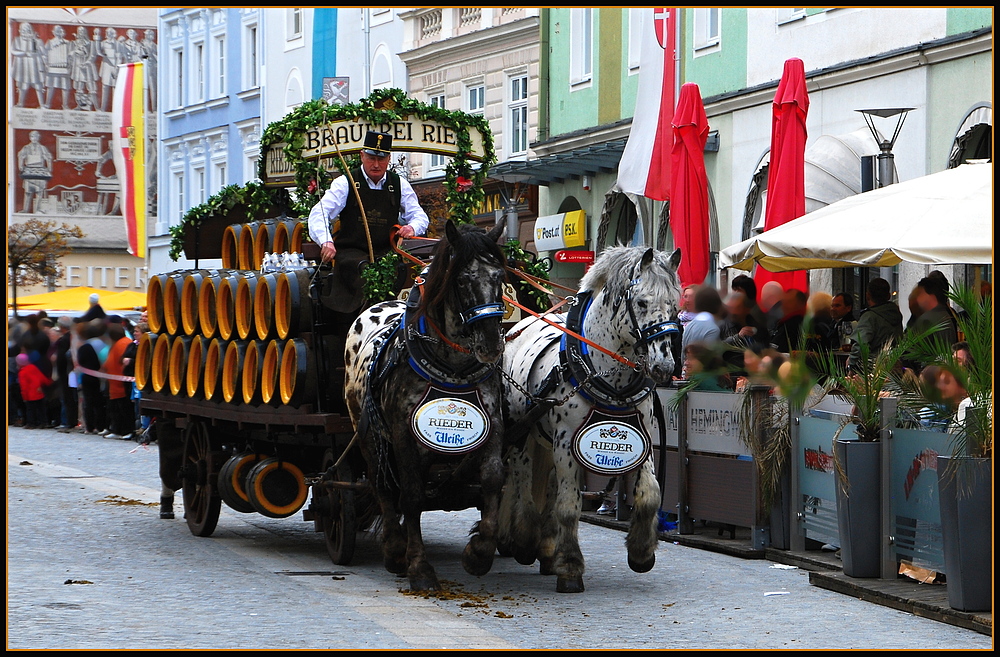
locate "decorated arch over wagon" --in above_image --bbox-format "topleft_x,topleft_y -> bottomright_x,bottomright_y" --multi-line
169,88 -> 496,261
258,87 -> 496,222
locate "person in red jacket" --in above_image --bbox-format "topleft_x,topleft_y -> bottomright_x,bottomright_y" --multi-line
103,321 -> 134,440
16,352 -> 52,429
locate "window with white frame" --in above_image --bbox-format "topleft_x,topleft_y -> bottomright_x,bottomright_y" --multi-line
429,93 -> 447,169
467,84 -> 485,115
570,8 -> 593,85
213,160 -> 227,193
508,74 -> 528,157
776,8 -> 806,24
174,171 -> 185,221
244,23 -> 259,89
194,166 -> 207,204
214,35 -> 226,97
288,8 -> 303,40
627,8 -> 643,72
693,8 -> 720,50
193,41 -> 205,102
173,48 -> 184,107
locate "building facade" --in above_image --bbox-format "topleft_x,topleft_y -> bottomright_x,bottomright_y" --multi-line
504,8 -> 992,308
7,7 -> 157,296
152,8 -> 268,275
397,8 -> 542,241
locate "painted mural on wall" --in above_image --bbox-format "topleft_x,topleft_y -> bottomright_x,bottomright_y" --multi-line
9,19 -> 157,220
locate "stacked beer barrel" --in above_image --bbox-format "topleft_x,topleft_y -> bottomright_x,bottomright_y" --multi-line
138,220 -> 318,409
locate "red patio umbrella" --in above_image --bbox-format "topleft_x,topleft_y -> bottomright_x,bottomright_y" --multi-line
755,57 -> 810,296
669,82 -> 710,287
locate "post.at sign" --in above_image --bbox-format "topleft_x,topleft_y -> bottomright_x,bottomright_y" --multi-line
262,117 -> 487,186
533,210 -> 586,252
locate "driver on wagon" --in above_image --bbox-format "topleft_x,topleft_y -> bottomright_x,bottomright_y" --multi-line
307,130 -> 429,315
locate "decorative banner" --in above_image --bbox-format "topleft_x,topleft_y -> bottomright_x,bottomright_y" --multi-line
111,61 -> 146,258
410,386 -> 491,454
572,408 -> 652,475
617,7 -> 678,201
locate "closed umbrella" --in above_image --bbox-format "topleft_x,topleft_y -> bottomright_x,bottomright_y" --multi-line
669,83 -> 711,287
755,58 -> 810,295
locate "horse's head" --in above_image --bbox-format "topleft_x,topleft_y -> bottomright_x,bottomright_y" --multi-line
418,219 -> 508,364
580,246 -> 683,384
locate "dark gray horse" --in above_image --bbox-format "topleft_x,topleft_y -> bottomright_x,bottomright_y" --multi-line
344,219 -> 508,591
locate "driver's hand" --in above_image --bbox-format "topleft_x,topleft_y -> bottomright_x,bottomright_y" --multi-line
321,241 -> 336,263
397,224 -> 415,239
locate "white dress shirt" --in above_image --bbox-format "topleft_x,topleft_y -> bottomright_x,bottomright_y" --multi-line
307,168 -> 429,245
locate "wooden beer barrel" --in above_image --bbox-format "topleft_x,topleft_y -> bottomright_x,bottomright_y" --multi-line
185,334 -> 208,399
180,269 -> 213,336
202,338 -> 226,402
275,269 -> 314,340
215,271 -> 242,341
235,273 -> 261,341
151,330 -> 171,393
221,224 -> 240,269
246,457 -> 308,519
279,338 -> 315,407
222,340 -> 249,404
261,339 -> 283,406
253,272 -> 280,341
168,335 -> 193,397
134,332 -> 157,392
241,340 -> 266,406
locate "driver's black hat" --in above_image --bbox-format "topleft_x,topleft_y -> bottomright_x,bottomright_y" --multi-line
361,131 -> 392,158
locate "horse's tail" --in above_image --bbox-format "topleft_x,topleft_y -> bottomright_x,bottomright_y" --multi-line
361,385 -> 398,491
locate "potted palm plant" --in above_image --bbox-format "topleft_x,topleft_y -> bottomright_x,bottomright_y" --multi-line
815,325 -> 933,578
908,284 -> 992,611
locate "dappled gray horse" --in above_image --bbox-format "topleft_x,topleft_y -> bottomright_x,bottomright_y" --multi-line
499,246 -> 682,592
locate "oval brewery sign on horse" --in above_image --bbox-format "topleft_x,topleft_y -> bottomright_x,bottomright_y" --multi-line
572,408 -> 651,475
411,386 -> 491,454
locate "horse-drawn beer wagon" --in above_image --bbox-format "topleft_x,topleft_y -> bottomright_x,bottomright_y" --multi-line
142,89 -> 682,593
139,90 -> 531,584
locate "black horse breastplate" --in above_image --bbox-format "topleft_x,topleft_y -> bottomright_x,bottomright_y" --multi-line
559,291 -> 655,410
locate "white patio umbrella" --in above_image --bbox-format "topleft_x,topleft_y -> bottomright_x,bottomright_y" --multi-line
720,161 -> 993,272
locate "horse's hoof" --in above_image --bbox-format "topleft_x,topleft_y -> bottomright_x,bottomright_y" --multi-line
513,547 -> 537,566
496,540 -> 513,558
556,576 -> 585,593
384,557 -> 407,575
462,545 -> 496,577
408,576 -> 441,592
628,553 -> 656,573
538,557 -> 555,576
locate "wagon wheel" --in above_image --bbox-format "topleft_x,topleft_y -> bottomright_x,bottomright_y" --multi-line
181,420 -> 222,537
319,447 -> 357,565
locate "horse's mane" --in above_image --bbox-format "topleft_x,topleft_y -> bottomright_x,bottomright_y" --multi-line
416,223 -> 506,322
579,246 -> 680,305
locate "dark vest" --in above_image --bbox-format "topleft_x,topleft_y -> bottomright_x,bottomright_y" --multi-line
335,167 -> 402,258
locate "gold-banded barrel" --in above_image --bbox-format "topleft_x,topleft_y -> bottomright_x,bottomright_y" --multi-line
279,338 -> 315,407
275,269 -> 314,339
134,332 -> 157,392
253,272 -> 280,341
202,338 -> 226,402
235,273 -> 261,341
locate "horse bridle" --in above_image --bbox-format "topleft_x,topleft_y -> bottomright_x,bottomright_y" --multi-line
622,277 -> 681,354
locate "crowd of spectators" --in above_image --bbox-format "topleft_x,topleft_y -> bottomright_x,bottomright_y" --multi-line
8,293 -> 147,441
672,270 -> 982,413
